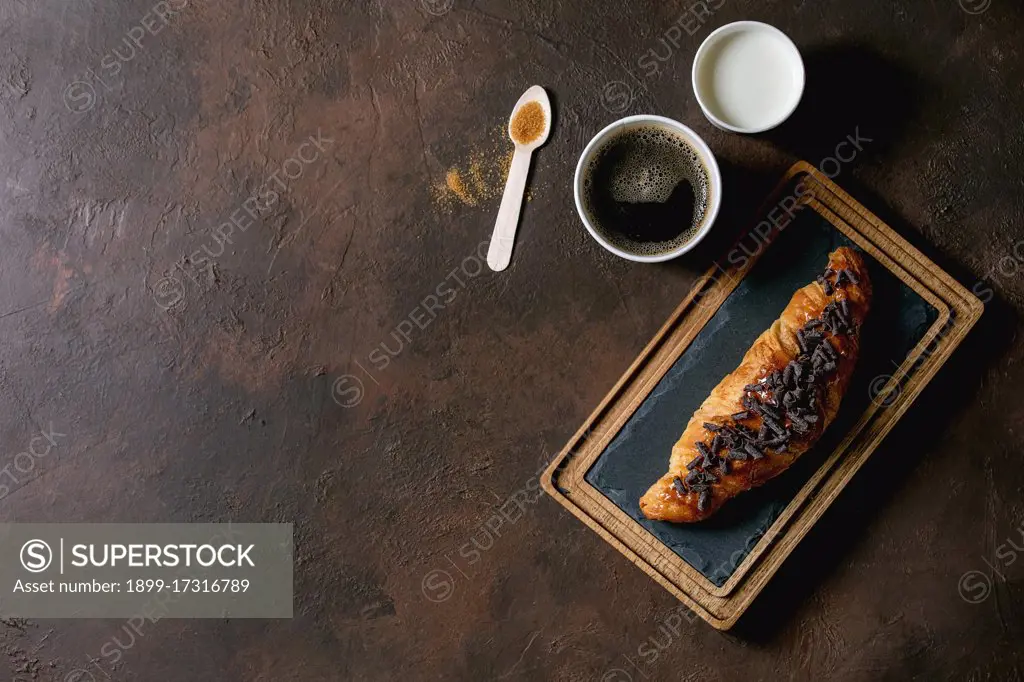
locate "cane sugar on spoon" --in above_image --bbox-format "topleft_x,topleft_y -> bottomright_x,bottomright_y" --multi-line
511,100 -> 546,145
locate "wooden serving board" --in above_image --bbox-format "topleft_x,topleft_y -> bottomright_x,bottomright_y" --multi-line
541,162 -> 983,630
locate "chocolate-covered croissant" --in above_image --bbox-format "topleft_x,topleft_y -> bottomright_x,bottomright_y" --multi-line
640,247 -> 872,522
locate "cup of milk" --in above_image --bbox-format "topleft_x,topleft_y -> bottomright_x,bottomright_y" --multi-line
692,21 -> 805,134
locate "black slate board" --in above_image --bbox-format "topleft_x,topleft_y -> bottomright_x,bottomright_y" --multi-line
584,203 -> 939,587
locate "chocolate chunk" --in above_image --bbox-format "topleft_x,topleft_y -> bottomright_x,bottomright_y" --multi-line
760,401 -> 783,421
731,410 -> 751,421
835,306 -> 849,328
672,477 -> 687,496
762,413 -> 786,437
735,424 -> 758,441
698,490 -> 711,513
703,422 -> 722,432
686,456 -> 702,471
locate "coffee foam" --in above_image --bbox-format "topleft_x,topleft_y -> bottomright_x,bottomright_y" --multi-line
582,126 -> 710,256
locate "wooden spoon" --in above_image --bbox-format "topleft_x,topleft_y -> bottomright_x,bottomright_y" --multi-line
486,85 -> 552,272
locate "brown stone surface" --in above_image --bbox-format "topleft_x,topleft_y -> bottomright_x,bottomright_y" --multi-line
1,0 -> 1023,680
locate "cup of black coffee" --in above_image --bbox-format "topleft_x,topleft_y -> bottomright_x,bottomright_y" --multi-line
574,115 -> 722,262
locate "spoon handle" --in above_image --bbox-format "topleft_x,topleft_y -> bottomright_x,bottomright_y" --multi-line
487,147 -> 532,272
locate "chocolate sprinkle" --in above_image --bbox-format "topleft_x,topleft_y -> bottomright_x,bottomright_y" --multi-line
673,477 -> 687,496
760,401 -> 784,421
735,424 -> 758,441
762,414 -> 787,437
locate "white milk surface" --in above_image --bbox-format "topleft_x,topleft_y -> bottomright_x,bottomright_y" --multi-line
696,29 -> 801,130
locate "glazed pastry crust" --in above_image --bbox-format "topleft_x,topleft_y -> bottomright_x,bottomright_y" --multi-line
639,247 -> 872,523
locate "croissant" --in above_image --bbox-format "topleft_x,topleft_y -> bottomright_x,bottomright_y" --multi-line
639,247 -> 872,523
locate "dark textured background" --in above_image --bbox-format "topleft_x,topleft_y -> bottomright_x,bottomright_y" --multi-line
1,0 -> 1022,680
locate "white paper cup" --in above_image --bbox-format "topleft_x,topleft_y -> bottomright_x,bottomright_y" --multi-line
573,115 -> 722,263
692,21 -> 805,134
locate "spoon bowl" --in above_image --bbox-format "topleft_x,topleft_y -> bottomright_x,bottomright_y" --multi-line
508,85 -> 552,150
